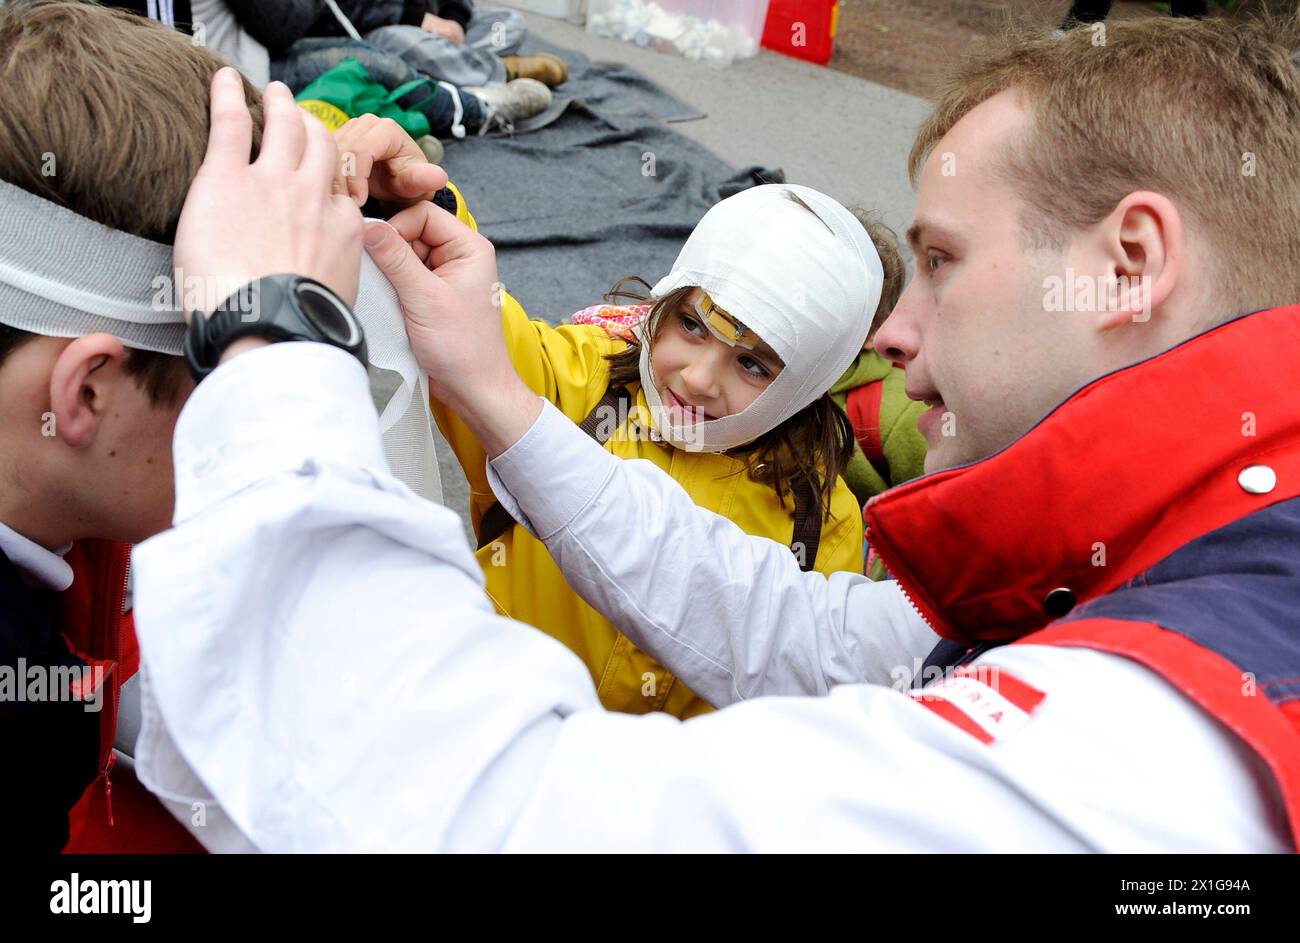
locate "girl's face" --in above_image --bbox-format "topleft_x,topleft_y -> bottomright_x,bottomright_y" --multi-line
649,289 -> 784,425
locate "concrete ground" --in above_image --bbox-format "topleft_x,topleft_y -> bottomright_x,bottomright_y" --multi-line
435,8 -> 931,535
514,7 -> 931,233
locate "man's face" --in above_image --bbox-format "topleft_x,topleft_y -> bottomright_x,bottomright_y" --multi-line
874,91 -> 1100,473
0,335 -> 192,546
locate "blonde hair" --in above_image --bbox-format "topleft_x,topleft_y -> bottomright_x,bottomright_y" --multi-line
909,12 -> 1300,316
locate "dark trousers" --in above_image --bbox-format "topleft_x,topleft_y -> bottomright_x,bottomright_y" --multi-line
271,38 -> 487,137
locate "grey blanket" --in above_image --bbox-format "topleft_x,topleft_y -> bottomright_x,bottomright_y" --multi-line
438,35 -> 781,324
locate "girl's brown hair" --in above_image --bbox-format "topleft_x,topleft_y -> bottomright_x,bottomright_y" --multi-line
602,209 -> 905,515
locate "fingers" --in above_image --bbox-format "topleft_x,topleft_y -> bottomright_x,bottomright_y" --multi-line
257,81 -> 308,171
385,201 -> 438,243
388,160 -> 447,204
300,109 -> 341,193
329,204 -> 366,309
364,221 -> 429,297
387,201 -> 480,262
335,116 -> 382,206
344,116 -> 411,171
203,67 -> 254,171
333,161 -> 354,202
336,115 -> 448,206
339,143 -> 377,207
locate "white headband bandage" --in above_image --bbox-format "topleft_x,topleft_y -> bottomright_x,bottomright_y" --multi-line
0,178 -> 442,503
641,184 -> 884,452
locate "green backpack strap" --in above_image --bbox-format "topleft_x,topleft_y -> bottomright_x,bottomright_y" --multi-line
476,384 -> 632,551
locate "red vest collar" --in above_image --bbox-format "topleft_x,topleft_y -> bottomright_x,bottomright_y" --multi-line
865,305 -> 1300,646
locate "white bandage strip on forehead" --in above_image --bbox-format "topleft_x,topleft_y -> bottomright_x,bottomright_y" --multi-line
642,183 -> 884,452
0,179 -> 441,503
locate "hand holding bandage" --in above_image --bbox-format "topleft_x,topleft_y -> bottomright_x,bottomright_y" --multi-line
364,202 -> 542,458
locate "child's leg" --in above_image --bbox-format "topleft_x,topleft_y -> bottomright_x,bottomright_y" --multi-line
271,37 -> 489,138
271,37 -> 416,93
470,10 -> 567,89
388,78 -> 489,138
466,8 -> 528,58
364,24 -> 508,88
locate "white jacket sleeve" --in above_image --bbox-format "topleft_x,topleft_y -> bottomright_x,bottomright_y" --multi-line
131,345 -> 1288,852
485,400 -> 938,706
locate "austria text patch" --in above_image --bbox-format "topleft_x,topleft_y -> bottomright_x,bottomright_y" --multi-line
909,666 -> 1046,744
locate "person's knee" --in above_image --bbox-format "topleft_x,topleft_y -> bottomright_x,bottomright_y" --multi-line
474,8 -> 527,53
496,9 -> 527,32
500,9 -> 527,40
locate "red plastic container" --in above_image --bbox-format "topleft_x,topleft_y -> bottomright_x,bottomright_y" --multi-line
762,0 -> 839,65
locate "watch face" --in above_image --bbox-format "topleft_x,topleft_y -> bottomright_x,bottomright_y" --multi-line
296,282 -> 361,347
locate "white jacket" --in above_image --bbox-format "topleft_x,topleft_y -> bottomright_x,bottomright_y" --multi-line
131,343 -> 1289,851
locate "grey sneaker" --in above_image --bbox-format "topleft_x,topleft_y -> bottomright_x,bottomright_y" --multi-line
463,78 -> 552,133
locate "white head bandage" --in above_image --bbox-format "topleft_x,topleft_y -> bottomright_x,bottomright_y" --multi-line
0,178 -> 442,503
642,183 -> 884,452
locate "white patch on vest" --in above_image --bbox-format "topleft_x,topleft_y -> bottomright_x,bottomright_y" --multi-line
911,674 -> 1033,743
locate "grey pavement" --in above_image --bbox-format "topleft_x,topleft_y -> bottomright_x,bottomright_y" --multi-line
513,7 -> 931,234
435,8 -> 931,537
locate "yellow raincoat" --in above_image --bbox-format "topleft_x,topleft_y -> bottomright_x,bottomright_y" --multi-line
431,293 -> 865,719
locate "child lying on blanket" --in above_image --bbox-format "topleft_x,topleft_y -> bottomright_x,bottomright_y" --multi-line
432,184 -> 904,717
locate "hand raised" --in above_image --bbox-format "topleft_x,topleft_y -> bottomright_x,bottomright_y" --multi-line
363,202 -> 541,454
333,113 -> 448,208
174,69 -> 363,313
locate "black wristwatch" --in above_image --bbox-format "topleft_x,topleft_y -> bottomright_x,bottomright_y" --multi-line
184,274 -> 367,381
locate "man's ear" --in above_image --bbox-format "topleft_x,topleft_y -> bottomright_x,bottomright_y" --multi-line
1096,190 -> 1183,331
48,333 -> 127,448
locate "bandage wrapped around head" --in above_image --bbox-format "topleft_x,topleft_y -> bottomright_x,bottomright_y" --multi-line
643,183 -> 884,452
0,177 -> 442,503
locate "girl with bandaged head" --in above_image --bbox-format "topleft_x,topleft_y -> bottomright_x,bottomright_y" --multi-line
434,184 -> 907,717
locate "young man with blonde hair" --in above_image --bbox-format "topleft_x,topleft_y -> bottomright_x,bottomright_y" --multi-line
134,12 -> 1300,850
